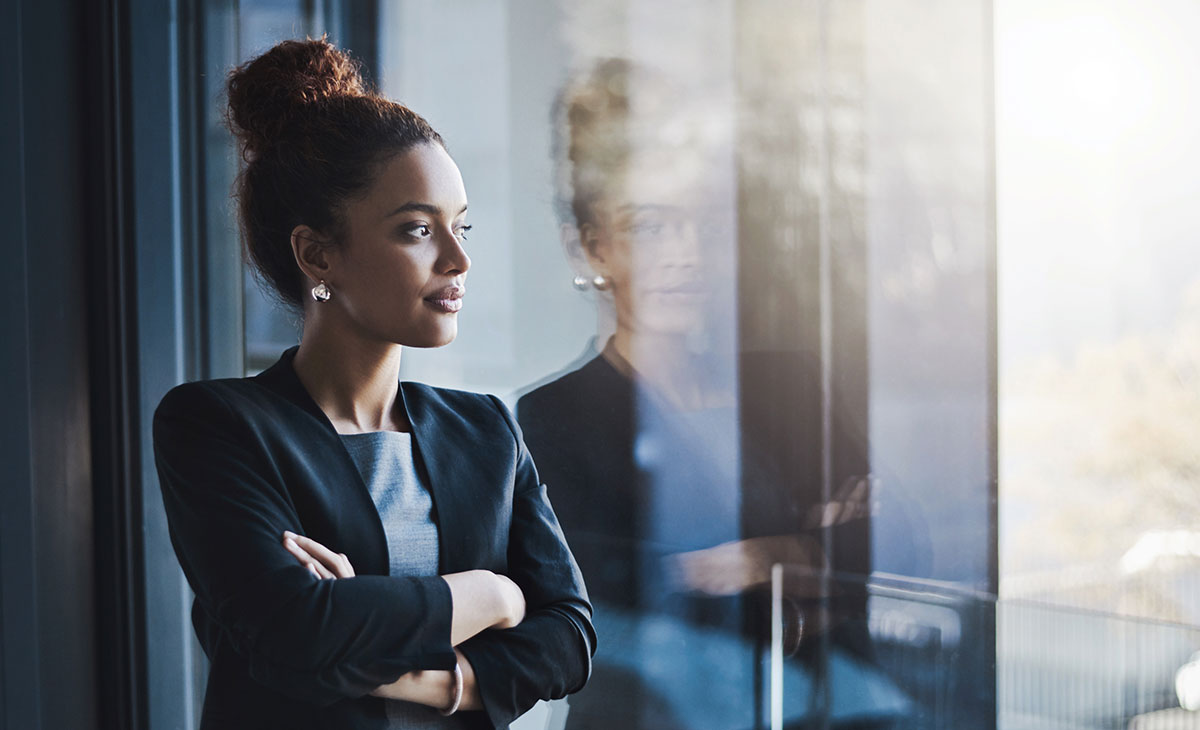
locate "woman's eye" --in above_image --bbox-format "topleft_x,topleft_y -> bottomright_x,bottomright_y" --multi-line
455,224 -> 473,242
628,222 -> 664,236
402,224 -> 432,239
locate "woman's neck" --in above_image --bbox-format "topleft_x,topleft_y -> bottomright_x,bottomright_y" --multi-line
610,327 -> 713,411
292,319 -> 408,433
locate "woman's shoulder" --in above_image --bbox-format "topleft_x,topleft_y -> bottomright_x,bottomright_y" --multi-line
516,354 -> 631,432
159,370 -> 270,403
519,354 -> 624,406
153,374 -> 291,434
156,376 -> 239,413
401,381 -> 513,425
150,378 -> 277,461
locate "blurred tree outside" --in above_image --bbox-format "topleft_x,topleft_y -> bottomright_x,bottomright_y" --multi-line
1002,280 -> 1200,625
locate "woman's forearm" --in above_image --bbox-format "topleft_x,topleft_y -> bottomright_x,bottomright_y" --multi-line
277,536 -> 522,709
367,572 -> 514,710
441,569 -> 524,646
370,649 -> 482,711
369,572 -> 518,709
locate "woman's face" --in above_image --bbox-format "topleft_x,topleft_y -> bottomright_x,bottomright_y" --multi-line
325,142 -> 471,348
582,154 -> 707,337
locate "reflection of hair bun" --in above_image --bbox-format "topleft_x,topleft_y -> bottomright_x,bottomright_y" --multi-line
553,58 -> 714,226
226,36 -> 368,160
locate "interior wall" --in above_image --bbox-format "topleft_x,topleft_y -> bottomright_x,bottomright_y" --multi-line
0,1 -> 99,728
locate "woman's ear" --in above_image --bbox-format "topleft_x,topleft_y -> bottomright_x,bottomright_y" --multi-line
560,223 -> 594,281
290,224 -> 333,285
575,221 -> 612,278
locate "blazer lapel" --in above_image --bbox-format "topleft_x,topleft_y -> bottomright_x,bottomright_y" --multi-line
254,345 -> 473,575
252,346 -> 392,576
397,382 -> 471,573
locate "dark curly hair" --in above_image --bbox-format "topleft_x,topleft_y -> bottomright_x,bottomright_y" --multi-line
226,37 -> 444,311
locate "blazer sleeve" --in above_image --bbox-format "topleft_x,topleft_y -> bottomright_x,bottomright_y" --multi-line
152,381 -> 458,707
455,395 -> 597,728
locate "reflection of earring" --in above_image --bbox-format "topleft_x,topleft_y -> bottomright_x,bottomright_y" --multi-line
592,275 -> 610,291
572,275 -> 590,291
311,280 -> 332,302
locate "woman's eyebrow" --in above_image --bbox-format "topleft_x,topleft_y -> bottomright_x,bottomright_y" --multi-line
615,203 -> 677,215
384,202 -> 470,219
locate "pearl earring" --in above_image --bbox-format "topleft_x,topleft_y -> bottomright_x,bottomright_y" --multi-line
311,280 -> 332,302
572,275 -> 590,291
592,275 -> 610,291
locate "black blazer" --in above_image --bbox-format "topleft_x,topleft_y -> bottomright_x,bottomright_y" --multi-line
152,345 -> 595,730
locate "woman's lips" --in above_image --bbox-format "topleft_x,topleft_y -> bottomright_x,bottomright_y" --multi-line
425,297 -> 463,313
424,286 -> 464,313
646,279 -> 706,295
645,282 -> 706,298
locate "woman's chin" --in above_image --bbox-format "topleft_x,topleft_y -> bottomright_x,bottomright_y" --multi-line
392,323 -> 458,349
632,312 -> 703,338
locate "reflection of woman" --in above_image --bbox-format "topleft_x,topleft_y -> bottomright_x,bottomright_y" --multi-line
517,61 -> 898,730
516,59 -> 787,730
152,39 -> 593,729
520,58 -> 742,605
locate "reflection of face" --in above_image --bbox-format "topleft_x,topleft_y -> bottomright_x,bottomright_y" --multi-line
329,143 -> 471,348
583,155 -> 708,336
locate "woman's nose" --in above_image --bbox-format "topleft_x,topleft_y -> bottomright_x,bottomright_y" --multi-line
661,219 -> 701,264
439,229 -> 471,275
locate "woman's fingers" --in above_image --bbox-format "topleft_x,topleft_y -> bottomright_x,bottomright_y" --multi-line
282,531 -> 355,579
283,536 -> 336,579
804,476 -> 876,529
668,540 -> 760,595
288,531 -> 350,576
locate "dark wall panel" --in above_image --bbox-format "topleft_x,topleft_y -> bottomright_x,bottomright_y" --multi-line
0,0 -> 98,729
0,1 -> 40,724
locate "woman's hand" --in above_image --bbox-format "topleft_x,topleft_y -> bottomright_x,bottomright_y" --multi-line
280,531 -> 523,640
280,531 -> 518,711
282,530 -> 355,579
803,475 -> 877,529
665,534 -> 827,597
369,648 -> 482,712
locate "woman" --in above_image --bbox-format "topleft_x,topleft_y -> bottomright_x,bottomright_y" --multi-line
514,58 -> 779,730
516,60 -> 898,729
152,38 -> 593,729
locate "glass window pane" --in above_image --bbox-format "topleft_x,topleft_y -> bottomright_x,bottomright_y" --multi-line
183,1 -> 1200,727
998,0 -> 1200,726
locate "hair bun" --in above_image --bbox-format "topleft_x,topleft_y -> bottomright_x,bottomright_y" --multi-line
226,36 -> 368,160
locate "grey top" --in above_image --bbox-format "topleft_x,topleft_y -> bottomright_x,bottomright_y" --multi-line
339,430 -> 467,729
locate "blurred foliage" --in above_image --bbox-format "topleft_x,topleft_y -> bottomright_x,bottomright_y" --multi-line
1002,281 -> 1200,623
